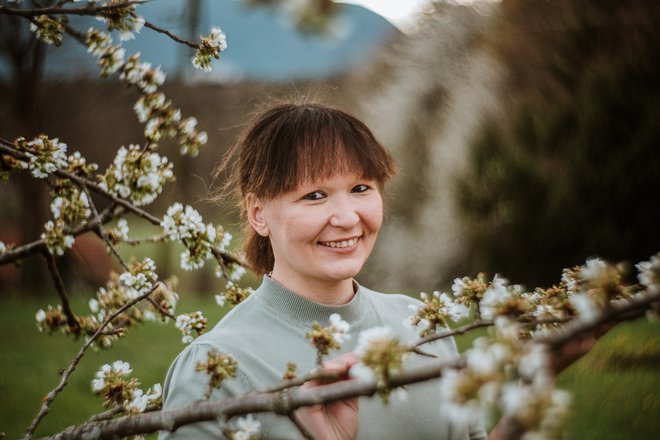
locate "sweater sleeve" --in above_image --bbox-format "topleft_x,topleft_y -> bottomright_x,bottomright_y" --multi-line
158,342 -> 257,439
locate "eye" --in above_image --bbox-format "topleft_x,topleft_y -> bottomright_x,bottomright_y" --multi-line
303,191 -> 326,201
351,184 -> 370,193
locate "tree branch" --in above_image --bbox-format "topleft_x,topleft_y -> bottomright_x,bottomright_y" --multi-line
39,357 -> 464,440
1,139 -> 244,268
33,286 -> 660,439
0,1 -> 145,18
535,289 -> 660,350
24,284 -> 160,439
0,207 -> 116,266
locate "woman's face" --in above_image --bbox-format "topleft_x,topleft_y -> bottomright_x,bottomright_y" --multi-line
248,172 -> 383,298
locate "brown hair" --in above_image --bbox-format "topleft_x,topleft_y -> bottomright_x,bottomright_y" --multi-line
214,102 -> 396,274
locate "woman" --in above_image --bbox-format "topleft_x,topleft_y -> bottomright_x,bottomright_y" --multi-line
160,103 -> 486,439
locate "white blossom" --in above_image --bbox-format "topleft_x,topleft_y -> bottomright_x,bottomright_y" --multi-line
349,362 -> 375,382
580,258 -> 607,283
355,326 -> 393,356
466,339 -> 511,375
518,344 -> 549,379
175,311 -> 207,344
116,218 -> 129,240
328,313 -> 351,344
480,275 -> 511,320
636,253 -> 660,294
35,309 -> 46,323
234,414 -> 261,439
570,293 -> 599,323
126,389 -> 149,413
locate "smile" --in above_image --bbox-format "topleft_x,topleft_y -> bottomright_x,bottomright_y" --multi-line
318,237 -> 360,248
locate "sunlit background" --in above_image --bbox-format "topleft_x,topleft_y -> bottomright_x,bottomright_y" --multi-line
0,0 -> 658,438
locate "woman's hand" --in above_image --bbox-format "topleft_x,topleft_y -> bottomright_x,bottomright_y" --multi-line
294,353 -> 360,440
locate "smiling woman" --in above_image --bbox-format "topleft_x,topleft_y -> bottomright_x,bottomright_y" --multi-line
159,103 -> 487,439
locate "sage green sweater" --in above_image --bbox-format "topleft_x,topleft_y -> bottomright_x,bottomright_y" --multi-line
160,277 -> 486,439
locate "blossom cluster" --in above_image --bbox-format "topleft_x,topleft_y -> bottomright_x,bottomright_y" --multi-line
34,260 -> 176,347
175,311 -> 208,344
96,1 -> 145,42
120,53 -> 166,94
215,262 -> 247,283
98,144 -> 174,206
14,135 -> 68,179
438,317 -> 570,437
351,326 -> 408,402
306,313 -> 351,364
214,281 -> 253,308
131,91 -> 209,156
65,151 -> 99,177
118,257 -> 158,299
35,305 -> 68,333
40,220 -> 75,256
85,28 -> 126,77
195,348 -> 238,397
29,15 -> 66,46
161,203 -> 232,271
192,27 -> 228,72
91,360 -> 162,414
406,291 -> 469,337
50,181 -> 92,227
106,218 -> 130,243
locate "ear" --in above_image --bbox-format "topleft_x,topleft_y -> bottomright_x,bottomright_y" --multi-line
246,193 -> 269,237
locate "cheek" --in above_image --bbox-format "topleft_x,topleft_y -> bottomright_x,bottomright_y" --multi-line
363,198 -> 384,233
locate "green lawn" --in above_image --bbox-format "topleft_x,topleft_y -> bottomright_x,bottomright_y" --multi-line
1,295 -> 658,439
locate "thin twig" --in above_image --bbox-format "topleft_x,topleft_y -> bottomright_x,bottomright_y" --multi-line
24,284 -> 160,439
85,405 -> 123,423
43,251 -> 80,333
414,320 -> 494,347
147,297 -> 176,320
123,233 -> 169,246
142,19 -> 199,49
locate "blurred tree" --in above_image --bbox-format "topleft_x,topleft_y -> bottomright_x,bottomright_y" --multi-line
0,2 -> 52,293
457,0 -> 660,286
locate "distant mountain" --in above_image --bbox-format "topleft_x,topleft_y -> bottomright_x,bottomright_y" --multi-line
38,0 -> 398,82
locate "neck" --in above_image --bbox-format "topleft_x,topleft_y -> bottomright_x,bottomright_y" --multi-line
268,273 -> 355,305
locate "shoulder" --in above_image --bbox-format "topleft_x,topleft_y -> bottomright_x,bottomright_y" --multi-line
359,285 -> 422,315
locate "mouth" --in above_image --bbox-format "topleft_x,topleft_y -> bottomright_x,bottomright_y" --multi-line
318,236 -> 360,249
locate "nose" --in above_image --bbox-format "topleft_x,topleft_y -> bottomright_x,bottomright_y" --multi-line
328,195 -> 360,229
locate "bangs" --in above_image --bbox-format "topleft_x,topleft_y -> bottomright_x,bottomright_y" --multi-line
242,104 -> 395,199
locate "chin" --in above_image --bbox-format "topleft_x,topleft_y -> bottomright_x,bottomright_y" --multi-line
323,262 -> 365,281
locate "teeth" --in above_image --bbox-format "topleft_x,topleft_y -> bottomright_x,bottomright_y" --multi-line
320,237 -> 359,248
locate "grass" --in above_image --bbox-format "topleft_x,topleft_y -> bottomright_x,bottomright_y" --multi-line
1,295 -> 658,439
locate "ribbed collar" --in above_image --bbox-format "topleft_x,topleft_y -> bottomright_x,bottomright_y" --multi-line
253,276 -> 370,328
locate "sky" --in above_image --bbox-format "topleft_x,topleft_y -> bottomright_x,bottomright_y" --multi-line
338,0 -> 432,31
